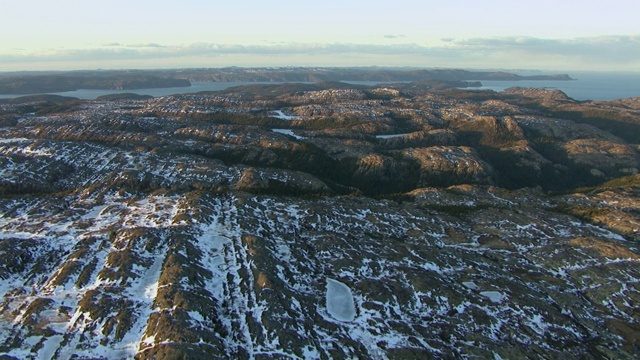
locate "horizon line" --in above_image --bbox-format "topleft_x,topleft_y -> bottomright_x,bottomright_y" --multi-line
2,66 -> 638,75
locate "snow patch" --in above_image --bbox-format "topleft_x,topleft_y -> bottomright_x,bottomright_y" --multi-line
527,313 -> 551,335
37,334 -> 64,359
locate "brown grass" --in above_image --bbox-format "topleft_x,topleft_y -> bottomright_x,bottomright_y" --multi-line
569,237 -> 639,260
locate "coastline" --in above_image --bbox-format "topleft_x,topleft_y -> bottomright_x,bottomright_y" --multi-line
0,71 -> 638,102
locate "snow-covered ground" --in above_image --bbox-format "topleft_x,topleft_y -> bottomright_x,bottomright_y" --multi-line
0,176 -> 638,358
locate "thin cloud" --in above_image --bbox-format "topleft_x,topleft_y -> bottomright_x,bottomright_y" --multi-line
126,43 -> 167,48
384,35 -> 407,39
0,42 -> 468,61
450,35 -> 640,52
448,35 -> 640,64
1,36 -> 639,70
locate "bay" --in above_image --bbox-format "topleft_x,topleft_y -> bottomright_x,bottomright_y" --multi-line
473,71 -> 640,101
0,82 -> 277,100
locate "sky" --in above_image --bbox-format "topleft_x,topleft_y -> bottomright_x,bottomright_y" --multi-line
1,0 -> 639,72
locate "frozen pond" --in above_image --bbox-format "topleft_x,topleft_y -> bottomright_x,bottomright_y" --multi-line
480,291 -> 506,303
462,281 -> 480,290
326,278 -> 356,322
270,110 -> 297,120
375,133 -> 411,139
0,138 -> 29,144
272,129 -> 305,140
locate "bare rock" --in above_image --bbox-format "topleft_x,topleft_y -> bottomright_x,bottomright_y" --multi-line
402,146 -> 494,187
235,167 -> 331,195
564,139 -> 639,176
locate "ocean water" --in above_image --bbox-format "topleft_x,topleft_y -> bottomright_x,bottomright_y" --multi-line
475,71 -> 640,101
0,82 -> 277,100
0,72 -> 638,101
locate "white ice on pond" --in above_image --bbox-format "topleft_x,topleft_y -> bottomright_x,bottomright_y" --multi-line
462,281 -> 479,290
272,129 -> 305,140
0,138 -> 29,144
326,277 -> 356,322
375,133 -> 411,139
271,110 -> 297,120
480,291 -> 506,303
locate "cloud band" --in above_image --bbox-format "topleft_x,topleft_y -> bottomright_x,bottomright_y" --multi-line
1,35 -> 638,71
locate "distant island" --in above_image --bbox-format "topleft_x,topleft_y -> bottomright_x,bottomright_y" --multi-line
164,67 -> 574,83
0,71 -> 191,95
0,67 -> 573,95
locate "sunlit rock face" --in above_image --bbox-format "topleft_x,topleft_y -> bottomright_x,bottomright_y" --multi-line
402,146 -> 495,187
0,80 -> 639,359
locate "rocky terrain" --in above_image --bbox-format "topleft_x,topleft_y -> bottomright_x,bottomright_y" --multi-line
0,80 -> 639,359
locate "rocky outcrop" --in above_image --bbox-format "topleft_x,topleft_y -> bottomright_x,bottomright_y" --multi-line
564,139 -> 639,177
234,167 -> 331,195
518,116 -> 623,142
336,152 -> 421,194
402,146 -> 494,187
557,175 -> 640,242
377,129 -> 457,149
514,116 -> 640,186
503,87 -> 576,105
456,115 -> 526,147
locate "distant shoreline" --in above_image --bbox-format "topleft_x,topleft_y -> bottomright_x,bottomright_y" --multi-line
0,67 -> 571,96
2,69 -> 637,102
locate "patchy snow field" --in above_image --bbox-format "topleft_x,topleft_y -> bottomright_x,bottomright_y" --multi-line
0,140 -> 638,358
